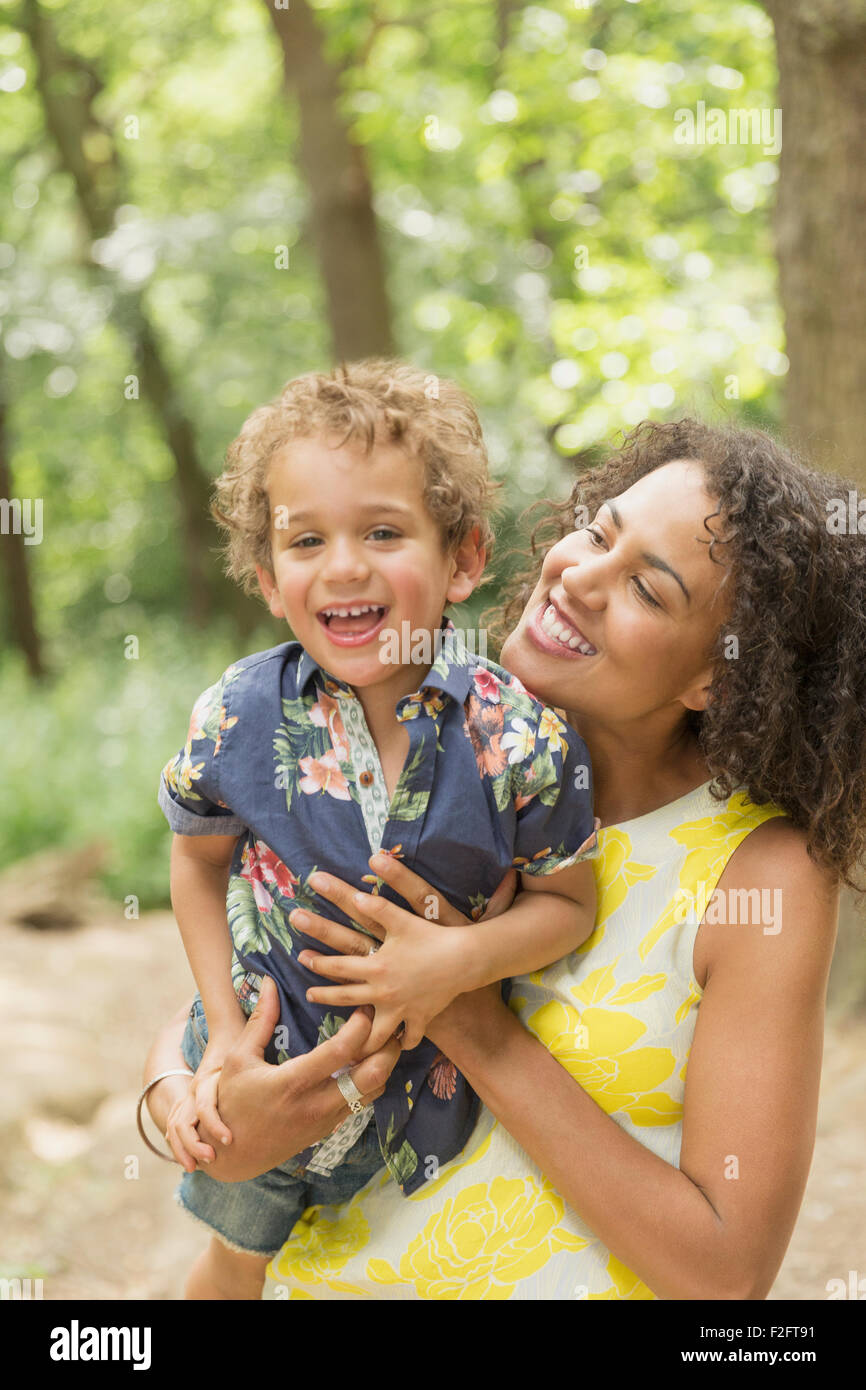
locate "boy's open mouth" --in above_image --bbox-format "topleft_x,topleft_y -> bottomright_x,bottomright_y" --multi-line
316,604 -> 390,645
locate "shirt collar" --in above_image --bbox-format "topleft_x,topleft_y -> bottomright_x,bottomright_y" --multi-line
296,616 -> 476,709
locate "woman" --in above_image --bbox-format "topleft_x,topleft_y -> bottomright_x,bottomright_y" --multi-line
144,418 -> 866,1299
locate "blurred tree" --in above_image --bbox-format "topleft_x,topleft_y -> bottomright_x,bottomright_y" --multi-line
761,0 -> 866,1008
0,360 -> 43,677
263,0 -> 393,361
761,0 -> 866,477
21,0 -> 241,626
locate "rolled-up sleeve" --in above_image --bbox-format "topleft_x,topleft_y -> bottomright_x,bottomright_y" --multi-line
158,679 -> 248,838
511,713 -> 598,876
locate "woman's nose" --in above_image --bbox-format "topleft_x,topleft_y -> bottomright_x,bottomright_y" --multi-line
560,560 -> 605,609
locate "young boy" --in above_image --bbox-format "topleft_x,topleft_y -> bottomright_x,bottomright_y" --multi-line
158,359 -> 599,1298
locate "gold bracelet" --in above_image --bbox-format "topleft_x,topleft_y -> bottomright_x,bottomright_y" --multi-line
136,1069 -> 194,1163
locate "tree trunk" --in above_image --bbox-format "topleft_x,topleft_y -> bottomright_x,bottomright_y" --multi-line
761,2 -> 866,1011
22,0 -> 236,627
263,0 -> 394,362
0,372 -> 44,679
761,0 -> 866,479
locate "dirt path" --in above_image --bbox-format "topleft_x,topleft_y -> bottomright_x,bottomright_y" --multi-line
1,908 -> 863,1301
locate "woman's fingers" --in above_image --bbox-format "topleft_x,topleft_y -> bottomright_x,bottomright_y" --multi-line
400,1023 -> 425,1051
367,853 -> 469,925
281,1006 -> 376,1089
290,906 -> 384,954
344,1031 -> 403,1102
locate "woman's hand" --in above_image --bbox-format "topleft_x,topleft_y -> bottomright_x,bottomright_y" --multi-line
194,976 -> 402,1183
295,858 -> 518,1055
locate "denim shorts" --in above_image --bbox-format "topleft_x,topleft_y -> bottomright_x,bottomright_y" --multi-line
174,993 -> 384,1257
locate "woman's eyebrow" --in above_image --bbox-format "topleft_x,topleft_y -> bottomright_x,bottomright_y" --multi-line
601,499 -> 692,604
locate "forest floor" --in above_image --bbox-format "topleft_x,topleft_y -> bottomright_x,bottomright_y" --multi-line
2,903 -> 865,1302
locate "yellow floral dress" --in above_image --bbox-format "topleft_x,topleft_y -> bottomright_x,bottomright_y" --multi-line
262,780 -> 787,1300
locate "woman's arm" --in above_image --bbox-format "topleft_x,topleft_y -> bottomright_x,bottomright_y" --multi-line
427,817 -> 838,1300
143,1000 -> 199,1137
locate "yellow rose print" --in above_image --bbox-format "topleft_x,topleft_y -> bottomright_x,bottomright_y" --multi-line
528,997 -> 679,1125
639,795 -> 787,960
270,1201 -> 371,1294
366,1176 -> 587,1299
582,828 -> 656,953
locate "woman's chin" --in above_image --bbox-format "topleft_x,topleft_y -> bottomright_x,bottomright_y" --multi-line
500,628 -> 550,693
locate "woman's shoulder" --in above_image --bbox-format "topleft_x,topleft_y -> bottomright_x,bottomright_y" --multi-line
698,812 -> 839,989
720,809 -> 834,892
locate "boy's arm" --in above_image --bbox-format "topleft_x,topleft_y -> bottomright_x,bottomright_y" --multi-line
454,859 -> 597,994
170,831 -> 247,1038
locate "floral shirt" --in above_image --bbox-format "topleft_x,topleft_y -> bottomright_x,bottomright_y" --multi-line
158,618 -> 598,1196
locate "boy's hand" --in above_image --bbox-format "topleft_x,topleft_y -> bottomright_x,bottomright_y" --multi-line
165,1088 -> 216,1173
297,896 -> 471,1054
191,1019 -> 247,1147
296,864 -> 520,1057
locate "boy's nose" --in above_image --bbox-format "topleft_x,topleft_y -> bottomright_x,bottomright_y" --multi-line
320,538 -> 372,583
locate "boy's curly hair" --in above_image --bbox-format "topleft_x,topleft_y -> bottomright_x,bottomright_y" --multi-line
211,358 -> 500,595
485,417 -> 866,895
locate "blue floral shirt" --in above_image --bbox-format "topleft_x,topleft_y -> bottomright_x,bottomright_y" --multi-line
158,618 -> 597,1195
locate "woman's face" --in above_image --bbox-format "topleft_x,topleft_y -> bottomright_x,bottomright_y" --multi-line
499,459 -> 731,725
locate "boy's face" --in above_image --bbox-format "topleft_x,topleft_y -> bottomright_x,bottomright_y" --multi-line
256,432 -> 485,697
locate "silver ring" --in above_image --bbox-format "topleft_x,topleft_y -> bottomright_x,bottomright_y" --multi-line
335,1071 -> 367,1114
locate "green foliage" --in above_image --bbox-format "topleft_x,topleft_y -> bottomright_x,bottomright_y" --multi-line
1,0 -> 786,893
0,616 -> 278,905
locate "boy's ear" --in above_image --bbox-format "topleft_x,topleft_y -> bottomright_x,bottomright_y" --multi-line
255,563 -> 285,620
446,525 -> 487,605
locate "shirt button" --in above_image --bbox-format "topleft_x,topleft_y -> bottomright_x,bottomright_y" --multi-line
359,770 -> 374,787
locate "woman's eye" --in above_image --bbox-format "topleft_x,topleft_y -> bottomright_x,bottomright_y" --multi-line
632,577 -> 661,609
585,527 -> 661,609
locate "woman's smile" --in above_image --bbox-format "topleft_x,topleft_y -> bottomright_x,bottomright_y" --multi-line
527,596 -> 599,659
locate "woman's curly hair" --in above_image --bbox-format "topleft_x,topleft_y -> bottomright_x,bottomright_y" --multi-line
211,358 -> 501,595
485,417 -> 866,895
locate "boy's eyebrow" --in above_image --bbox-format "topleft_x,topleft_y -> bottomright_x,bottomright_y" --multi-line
601,499 -> 692,604
283,502 -> 415,525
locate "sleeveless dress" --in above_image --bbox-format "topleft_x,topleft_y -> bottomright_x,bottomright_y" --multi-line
262,780 -> 787,1300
